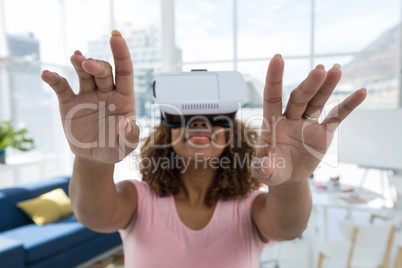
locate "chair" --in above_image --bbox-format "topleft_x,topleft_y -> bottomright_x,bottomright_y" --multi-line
316,220 -> 396,268
393,232 -> 402,268
370,175 -> 402,226
368,175 -> 402,268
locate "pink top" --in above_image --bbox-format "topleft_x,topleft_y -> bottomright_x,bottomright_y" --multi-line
119,180 -> 268,268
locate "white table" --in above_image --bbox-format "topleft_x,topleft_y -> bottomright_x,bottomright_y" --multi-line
308,180 -> 386,267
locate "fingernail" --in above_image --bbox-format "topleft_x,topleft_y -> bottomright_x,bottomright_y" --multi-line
332,63 -> 341,69
85,58 -> 97,64
260,158 -> 265,171
316,64 -> 325,69
361,88 -> 367,93
125,120 -> 133,133
260,157 -> 270,174
112,29 -> 122,37
74,50 -> 82,55
274,53 -> 282,58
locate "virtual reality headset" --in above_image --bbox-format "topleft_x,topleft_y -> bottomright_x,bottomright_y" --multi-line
153,69 -> 246,128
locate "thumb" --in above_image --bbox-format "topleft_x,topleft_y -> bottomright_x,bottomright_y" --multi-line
251,153 -> 288,186
118,117 -> 140,156
251,156 -> 273,184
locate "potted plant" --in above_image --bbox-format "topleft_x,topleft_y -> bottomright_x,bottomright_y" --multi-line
0,120 -> 34,164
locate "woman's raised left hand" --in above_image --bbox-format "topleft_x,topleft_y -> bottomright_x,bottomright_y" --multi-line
251,54 -> 366,186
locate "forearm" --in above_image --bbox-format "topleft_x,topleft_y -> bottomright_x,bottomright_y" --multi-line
69,156 -> 118,231
265,179 -> 312,240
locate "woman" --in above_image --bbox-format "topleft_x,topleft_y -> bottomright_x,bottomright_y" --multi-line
41,30 -> 366,267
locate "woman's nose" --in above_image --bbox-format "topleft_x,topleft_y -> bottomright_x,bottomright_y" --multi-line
189,119 -> 208,129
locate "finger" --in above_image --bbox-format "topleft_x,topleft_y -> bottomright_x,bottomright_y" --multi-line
263,54 -> 284,125
322,88 -> 367,133
118,117 -> 140,158
41,70 -> 76,103
81,58 -> 115,92
304,64 -> 342,118
251,156 -> 273,177
110,30 -> 134,95
284,65 -> 327,120
250,155 -> 286,186
70,50 -> 96,94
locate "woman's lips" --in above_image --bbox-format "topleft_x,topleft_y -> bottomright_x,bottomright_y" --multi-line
185,133 -> 212,144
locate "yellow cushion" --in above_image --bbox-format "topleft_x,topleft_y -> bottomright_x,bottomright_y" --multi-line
16,188 -> 73,225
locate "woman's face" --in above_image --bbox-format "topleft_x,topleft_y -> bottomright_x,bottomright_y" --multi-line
171,119 -> 227,161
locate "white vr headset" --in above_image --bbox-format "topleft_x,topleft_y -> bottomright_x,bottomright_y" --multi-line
153,69 -> 246,128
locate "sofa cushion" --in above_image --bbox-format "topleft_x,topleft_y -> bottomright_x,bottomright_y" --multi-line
28,233 -> 122,268
1,215 -> 100,264
0,236 -> 24,268
0,176 -> 70,232
16,188 -> 73,225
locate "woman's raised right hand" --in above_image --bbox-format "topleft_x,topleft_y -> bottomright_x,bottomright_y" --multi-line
41,30 -> 139,164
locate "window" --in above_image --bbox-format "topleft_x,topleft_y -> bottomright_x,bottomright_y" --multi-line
176,0 -> 233,62
315,0 -> 400,54
238,0 -> 311,59
0,0 -> 163,185
175,0 -> 401,109
4,0 -> 64,64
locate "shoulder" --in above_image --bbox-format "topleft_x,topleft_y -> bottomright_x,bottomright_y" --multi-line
118,180 -> 160,234
119,179 -> 154,204
244,190 -> 268,213
249,190 -> 271,243
225,190 -> 267,218
233,190 -> 269,246
125,179 -> 149,191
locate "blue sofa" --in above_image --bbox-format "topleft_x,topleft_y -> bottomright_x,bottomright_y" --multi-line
0,176 -> 122,268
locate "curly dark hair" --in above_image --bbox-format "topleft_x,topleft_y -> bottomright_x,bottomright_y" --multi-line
139,119 -> 260,207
